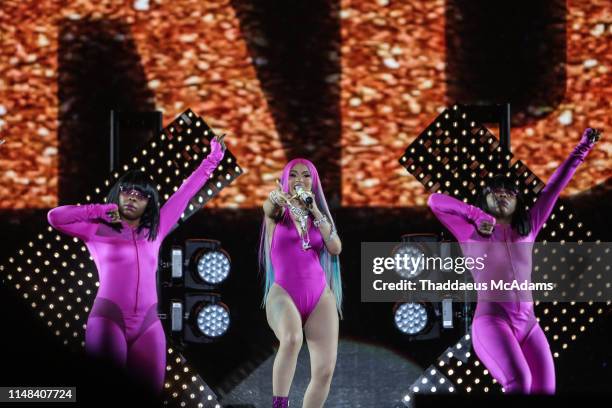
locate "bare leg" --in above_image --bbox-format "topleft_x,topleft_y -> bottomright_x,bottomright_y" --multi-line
266,283 -> 304,397
302,287 -> 338,408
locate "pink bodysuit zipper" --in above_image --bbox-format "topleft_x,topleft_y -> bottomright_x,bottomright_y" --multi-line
132,229 -> 141,313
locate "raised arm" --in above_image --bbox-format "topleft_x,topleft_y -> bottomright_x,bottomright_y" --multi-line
530,128 -> 598,234
427,193 -> 495,241
158,138 -> 225,238
47,203 -> 117,241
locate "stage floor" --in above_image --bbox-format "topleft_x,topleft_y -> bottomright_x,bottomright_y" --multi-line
220,338 -> 422,408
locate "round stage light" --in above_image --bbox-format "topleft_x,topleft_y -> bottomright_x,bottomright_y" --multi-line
391,244 -> 426,279
395,302 -> 429,335
196,303 -> 230,338
196,250 -> 230,285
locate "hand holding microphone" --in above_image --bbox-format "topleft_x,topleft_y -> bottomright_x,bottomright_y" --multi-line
294,184 -> 314,207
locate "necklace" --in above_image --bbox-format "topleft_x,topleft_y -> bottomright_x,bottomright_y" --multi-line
287,201 -> 311,250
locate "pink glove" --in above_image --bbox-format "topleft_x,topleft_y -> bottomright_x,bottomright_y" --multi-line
209,137 -> 225,160
93,203 -> 119,223
579,128 -> 600,146
474,212 -> 496,228
465,204 -> 496,228
574,128 -> 599,159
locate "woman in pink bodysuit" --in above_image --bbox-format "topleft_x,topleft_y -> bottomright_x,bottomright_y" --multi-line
259,158 -> 343,408
428,128 -> 600,394
47,135 -> 226,393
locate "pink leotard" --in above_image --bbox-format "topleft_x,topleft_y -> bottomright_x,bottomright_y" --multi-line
428,132 -> 595,394
270,215 -> 327,325
47,139 -> 224,392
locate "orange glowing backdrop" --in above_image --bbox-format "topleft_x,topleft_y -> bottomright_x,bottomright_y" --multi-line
0,0 -> 609,209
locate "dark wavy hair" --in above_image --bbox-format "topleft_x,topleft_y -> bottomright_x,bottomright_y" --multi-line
476,174 -> 531,237
105,170 -> 160,241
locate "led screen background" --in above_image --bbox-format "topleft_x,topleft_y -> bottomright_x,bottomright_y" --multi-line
0,0 -> 609,209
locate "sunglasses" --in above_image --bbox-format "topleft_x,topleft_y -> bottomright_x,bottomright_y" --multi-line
119,185 -> 151,200
485,186 -> 518,197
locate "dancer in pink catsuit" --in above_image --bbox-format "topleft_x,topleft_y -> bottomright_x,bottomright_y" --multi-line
259,159 -> 343,408
47,135 -> 226,393
427,128 -> 600,394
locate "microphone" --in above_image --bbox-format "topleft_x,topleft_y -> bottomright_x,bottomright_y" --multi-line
295,184 -> 313,206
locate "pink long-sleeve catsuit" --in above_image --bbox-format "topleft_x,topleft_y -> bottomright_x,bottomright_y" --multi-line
47,139 -> 224,392
428,131 -> 595,394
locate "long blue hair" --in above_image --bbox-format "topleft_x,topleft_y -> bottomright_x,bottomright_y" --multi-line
258,158 -> 343,318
